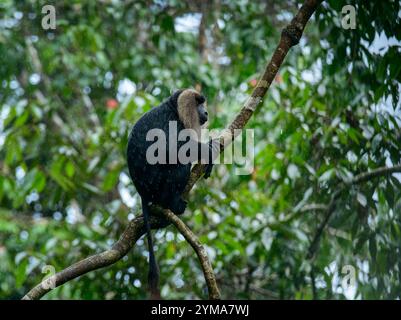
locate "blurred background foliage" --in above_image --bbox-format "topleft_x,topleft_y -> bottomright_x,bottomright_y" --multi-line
1,0 -> 401,299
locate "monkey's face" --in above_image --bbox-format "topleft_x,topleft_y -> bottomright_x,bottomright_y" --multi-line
196,95 -> 208,125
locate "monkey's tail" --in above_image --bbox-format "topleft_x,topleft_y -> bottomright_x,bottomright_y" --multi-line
142,199 -> 161,299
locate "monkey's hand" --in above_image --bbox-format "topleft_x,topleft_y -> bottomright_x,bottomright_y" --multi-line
204,163 -> 214,179
203,139 -> 219,179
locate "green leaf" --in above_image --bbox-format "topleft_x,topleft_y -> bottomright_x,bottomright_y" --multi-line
65,161 -> 75,178
15,258 -> 28,288
102,170 -> 120,192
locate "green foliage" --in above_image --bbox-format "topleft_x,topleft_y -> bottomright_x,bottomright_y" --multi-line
1,0 -> 401,300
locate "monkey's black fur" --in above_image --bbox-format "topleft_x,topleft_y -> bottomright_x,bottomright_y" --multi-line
126,90 -> 215,298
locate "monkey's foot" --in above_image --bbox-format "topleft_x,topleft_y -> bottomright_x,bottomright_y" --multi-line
170,197 -> 187,215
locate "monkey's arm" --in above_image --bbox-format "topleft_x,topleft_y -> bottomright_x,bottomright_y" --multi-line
183,139 -> 220,178
197,139 -> 220,163
201,139 -> 220,179
179,139 -> 218,161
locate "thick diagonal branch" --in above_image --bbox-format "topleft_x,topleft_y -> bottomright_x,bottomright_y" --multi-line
185,0 -> 322,192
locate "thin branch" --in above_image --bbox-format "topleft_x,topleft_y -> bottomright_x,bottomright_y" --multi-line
23,0 -> 321,300
162,210 -> 221,299
307,164 -> 401,260
249,285 -> 279,299
198,3 -> 207,61
349,164 -> 401,185
299,203 -> 328,212
310,268 -> 317,300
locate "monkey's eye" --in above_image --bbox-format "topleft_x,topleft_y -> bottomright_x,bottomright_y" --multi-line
196,96 -> 206,104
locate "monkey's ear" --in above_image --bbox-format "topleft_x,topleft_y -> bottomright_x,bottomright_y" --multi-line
196,95 -> 206,104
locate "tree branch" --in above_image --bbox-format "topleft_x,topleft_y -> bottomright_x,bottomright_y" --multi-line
307,164 -> 401,260
162,210 -> 221,299
23,0 -> 321,300
22,214 -> 169,300
185,0 -> 322,192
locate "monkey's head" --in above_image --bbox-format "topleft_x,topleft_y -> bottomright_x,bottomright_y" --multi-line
176,89 -> 208,138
